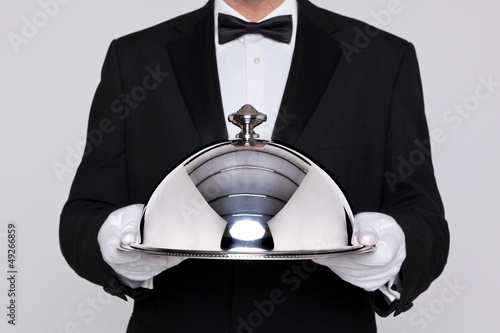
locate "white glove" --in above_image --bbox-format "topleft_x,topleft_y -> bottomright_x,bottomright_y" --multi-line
313,212 -> 406,291
97,204 -> 184,288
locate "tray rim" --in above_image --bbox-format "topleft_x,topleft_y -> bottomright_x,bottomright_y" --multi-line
119,243 -> 374,260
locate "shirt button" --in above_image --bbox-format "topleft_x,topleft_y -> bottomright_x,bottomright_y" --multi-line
254,57 -> 261,64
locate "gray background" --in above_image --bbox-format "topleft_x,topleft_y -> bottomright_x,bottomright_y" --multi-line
1,0 -> 499,332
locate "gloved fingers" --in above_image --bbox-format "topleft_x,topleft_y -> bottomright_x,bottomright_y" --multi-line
353,227 -> 379,246
317,265 -> 392,290
99,222 -> 142,264
112,260 -> 165,280
98,204 -> 144,255
335,271 -> 394,291
312,257 -> 335,268
362,224 -> 405,266
121,232 -> 137,245
349,263 -> 402,290
121,218 -> 139,245
113,255 -> 178,281
350,242 -> 401,267
120,204 -> 144,244
97,215 -> 123,247
314,248 -> 390,268
124,263 -> 165,275
165,256 -> 186,269
102,245 -> 142,264
315,238 -> 405,268
133,253 -> 169,268
314,212 -> 406,291
116,269 -> 161,282
313,257 -> 377,275
313,251 -> 403,276
351,212 -> 405,265
313,256 -> 400,290
378,224 -> 405,255
314,256 -> 386,272
323,260 -> 398,289
329,260 -> 394,277
333,266 -> 387,279
352,213 -> 381,246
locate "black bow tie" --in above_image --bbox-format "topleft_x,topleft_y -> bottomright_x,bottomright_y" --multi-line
218,13 -> 293,45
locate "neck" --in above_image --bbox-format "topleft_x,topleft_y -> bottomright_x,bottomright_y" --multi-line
223,0 -> 287,22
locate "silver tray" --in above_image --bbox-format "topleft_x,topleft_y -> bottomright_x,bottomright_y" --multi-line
119,243 -> 374,260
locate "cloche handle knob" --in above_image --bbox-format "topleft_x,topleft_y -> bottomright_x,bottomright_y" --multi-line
228,104 -> 267,147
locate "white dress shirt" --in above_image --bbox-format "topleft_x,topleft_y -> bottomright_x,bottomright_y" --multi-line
214,0 -> 298,141
213,0 -> 401,303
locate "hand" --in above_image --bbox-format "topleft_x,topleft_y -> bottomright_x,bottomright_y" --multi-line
97,204 -> 184,287
314,212 -> 406,291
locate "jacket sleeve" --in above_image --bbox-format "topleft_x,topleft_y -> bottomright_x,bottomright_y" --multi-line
59,40 -> 150,300
374,43 -> 450,316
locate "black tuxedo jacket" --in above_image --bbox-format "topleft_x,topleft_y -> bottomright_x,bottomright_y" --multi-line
60,1 -> 449,332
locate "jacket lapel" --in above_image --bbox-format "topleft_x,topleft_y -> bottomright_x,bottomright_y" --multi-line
272,0 -> 343,145
166,0 -> 228,146
166,0 -> 343,147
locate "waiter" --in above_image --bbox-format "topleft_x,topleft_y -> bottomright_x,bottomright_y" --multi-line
60,0 -> 450,332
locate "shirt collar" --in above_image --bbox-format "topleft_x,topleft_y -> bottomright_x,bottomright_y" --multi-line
214,0 -> 298,47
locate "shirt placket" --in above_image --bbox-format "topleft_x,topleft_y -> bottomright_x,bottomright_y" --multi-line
244,34 -> 264,110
